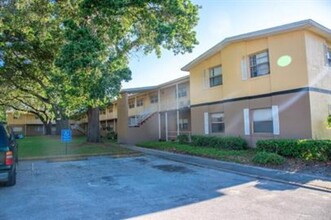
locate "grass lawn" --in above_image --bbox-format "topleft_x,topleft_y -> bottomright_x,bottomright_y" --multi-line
17,136 -> 138,159
137,141 -> 257,164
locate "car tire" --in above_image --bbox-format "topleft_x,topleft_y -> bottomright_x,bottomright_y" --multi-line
5,167 -> 16,187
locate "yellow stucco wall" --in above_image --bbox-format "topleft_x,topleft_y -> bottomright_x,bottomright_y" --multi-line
189,30 -> 310,105
305,31 -> 331,139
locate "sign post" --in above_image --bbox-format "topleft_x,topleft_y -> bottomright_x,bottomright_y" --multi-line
61,129 -> 72,155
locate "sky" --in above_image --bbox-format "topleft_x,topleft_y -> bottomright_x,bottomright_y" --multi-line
122,0 -> 331,89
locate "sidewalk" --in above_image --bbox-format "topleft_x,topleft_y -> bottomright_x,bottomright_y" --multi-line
123,145 -> 331,192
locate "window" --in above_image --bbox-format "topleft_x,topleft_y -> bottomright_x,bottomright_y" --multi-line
136,98 -> 144,107
108,105 -> 113,113
179,118 -> 189,130
210,113 -> 224,133
209,66 -> 222,87
100,110 -> 106,115
150,94 -> 158,103
252,108 -> 273,133
129,100 -> 135,109
177,84 -> 187,98
326,47 -> 331,67
250,51 -> 270,77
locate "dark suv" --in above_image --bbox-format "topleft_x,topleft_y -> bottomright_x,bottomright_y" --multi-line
0,123 -> 18,186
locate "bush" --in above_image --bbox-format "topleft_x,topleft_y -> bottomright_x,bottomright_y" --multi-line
191,135 -> 247,150
177,134 -> 190,144
299,140 -> 331,161
256,139 -> 300,157
107,131 -> 117,140
252,152 -> 285,165
256,139 -> 331,161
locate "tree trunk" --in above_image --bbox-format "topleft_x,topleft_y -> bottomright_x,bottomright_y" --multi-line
55,119 -> 69,135
44,121 -> 52,135
87,106 -> 100,143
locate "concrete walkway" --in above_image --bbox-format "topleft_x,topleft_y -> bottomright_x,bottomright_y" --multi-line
123,145 -> 331,192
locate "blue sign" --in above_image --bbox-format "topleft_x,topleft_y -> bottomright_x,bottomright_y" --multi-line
61,129 -> 72,143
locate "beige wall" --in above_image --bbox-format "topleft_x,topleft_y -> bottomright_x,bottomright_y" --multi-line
7,112 -> 43,125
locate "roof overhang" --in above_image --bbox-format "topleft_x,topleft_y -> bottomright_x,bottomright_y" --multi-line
181,19 -> 331,71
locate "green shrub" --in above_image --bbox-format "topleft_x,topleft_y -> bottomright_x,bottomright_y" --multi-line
191,135 -> 247,150
256,139 -> 300,157
299,140 -> 331,161
177,134 -> 190,144
107,131 -> 117,140
327,115 -> 331,129
256,139 -> 331,161
252,152 -> 285,165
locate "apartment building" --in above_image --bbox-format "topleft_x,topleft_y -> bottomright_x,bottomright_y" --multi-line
6,111 -> 55,136
181,19 -> 331,146
117,76 -> 191,144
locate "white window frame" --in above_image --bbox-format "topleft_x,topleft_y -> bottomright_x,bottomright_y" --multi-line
128,100 -> 135,109
326,46 -> 331,67
179,118 -> 189,131
252,108 -> 273,134
210,112 -> 225,133
136,98 -> 144,107
150,94 -> 158,104
209,66 -> 222,87
177,84 -> 187,98
249,50 -> 270,78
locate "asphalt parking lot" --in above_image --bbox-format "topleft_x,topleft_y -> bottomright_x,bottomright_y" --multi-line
0,155 -> 330,220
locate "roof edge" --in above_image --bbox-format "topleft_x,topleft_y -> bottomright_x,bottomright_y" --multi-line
181,19 -> 331,71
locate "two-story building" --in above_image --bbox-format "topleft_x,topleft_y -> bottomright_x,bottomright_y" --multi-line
117,76 -> 191,144
181,19 -> 331,146
6,111 -> 55,136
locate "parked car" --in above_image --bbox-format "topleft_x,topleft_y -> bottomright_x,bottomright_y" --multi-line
0,123 -> 19,186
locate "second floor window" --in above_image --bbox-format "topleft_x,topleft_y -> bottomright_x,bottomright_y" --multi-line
209,66 -> 222,87
137,98 -> 144,107
150,94 -> 158,103
250,50 -> 270,77
129,100 -> 135,109
178,84 -> 187,98
326,47 -> 331,67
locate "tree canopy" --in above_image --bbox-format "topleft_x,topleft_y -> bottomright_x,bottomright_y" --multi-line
0,0 -> 200,141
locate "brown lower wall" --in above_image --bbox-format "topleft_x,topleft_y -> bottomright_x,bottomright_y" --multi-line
118,113 -> 159,144
8,124 -> 57,136
191,91 -> 313,147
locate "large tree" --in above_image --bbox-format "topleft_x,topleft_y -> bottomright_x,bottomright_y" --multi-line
56,0 -> 199,142
0,0 -> 71,134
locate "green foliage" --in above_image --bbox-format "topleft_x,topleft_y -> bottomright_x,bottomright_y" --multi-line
327,115 -> 331,129
106,131 -> 118,140
137,141 -> 256,163
256,139 -> 300,157
252,152 -> 285,165
256,139 -> 331,161
298,140 -> 331,162
177,134 -> 190,144
191,135 -> 248,150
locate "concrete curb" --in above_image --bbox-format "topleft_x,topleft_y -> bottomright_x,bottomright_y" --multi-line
123,145 -> 331,193
19,152 -> 142,162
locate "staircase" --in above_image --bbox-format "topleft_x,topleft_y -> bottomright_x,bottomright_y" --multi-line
71,123 -> 86,135
128,111 -> 156,127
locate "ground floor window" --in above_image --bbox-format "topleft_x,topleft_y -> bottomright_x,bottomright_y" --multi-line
179,118 -> 189,130
252,108 -> 273,133
210,113 -> 224,133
